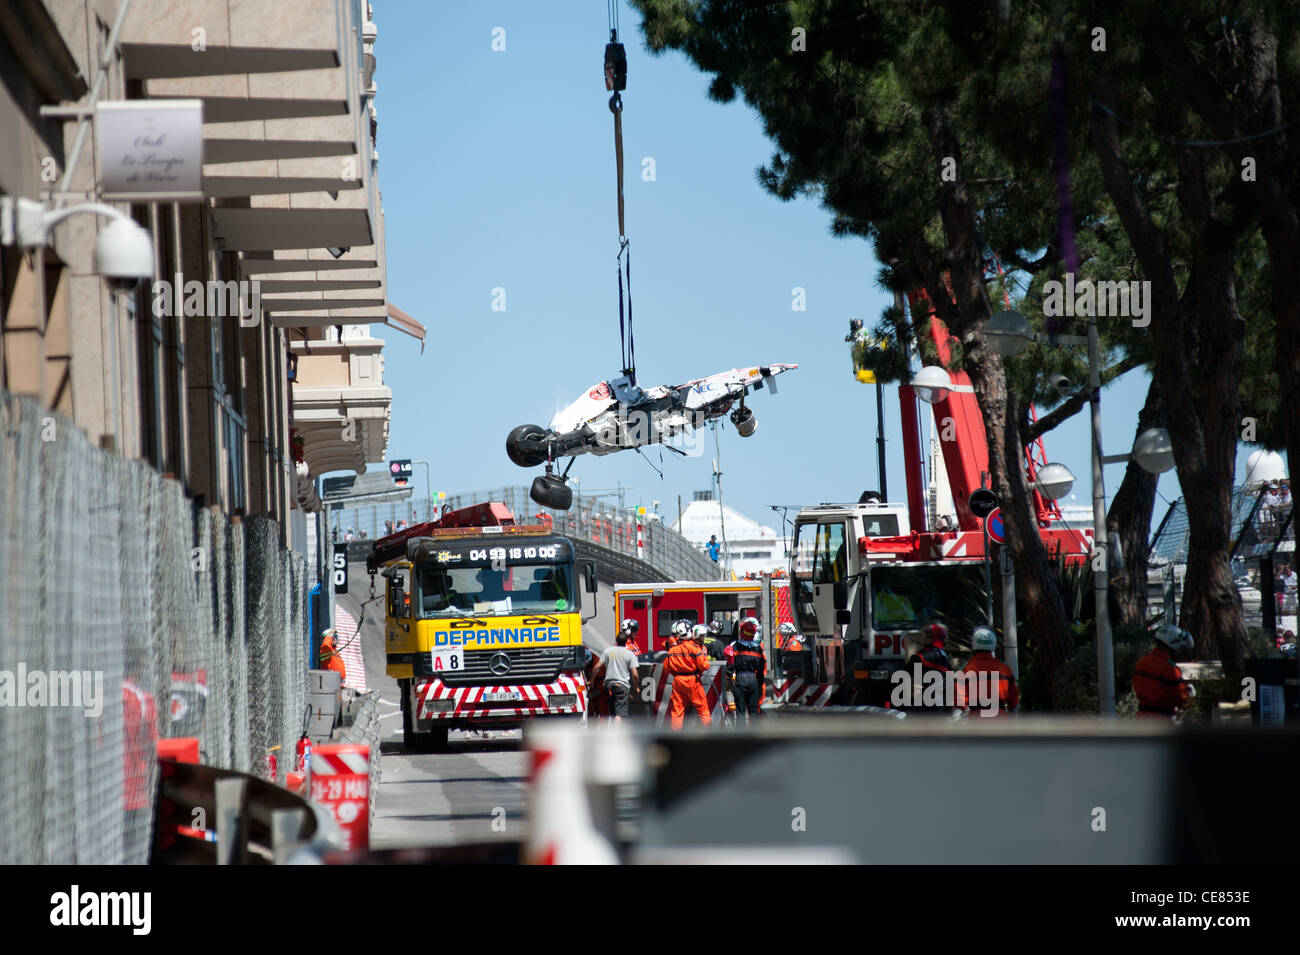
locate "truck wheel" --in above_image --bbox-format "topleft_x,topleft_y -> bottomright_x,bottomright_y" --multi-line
414,725 -> 450,753
400,680 -> 416,749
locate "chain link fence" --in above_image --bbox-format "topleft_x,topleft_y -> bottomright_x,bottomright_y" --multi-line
329,484 -> 722,583
0,392 -> 307,864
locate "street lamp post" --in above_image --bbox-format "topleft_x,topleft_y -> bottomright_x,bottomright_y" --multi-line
1084,309 -> 1116,716
412,459 -> 431,521
979,308 -> 1176,717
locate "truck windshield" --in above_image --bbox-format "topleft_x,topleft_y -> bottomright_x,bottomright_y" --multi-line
416,562 -> 575,618
869,564 -> 987,636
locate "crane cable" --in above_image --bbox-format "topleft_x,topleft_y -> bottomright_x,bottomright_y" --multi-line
605,6 -> 635,382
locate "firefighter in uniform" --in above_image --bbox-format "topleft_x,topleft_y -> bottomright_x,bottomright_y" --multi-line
665,623 -> 711,729
1133,625 -> 1196,719
960,626 -> 1019,715
909,622 -> 952,674
618,618 -> 642,656
665,618 -> 691,652
778,621 -> 803,652
899,622 -> 952,713
729,618 -> 767,724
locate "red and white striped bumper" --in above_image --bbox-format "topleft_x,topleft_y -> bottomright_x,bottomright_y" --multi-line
767,677 -> 838,708
416,673 -> 587,722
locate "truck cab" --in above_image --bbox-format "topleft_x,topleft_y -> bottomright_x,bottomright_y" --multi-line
368,504 -> 598,752
790,502 -> 989,706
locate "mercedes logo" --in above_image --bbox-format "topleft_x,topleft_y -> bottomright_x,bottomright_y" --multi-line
489,652 -> 512,676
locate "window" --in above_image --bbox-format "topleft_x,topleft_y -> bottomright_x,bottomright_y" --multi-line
657,608 -> 698,636
387,571 -> 410,618
416,562 -> 573,617
813,522 -> 847,583
861,515 -> 900,537
869,564 -> 986,634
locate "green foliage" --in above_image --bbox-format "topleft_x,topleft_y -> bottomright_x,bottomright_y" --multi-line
1019,623 -> 1149,714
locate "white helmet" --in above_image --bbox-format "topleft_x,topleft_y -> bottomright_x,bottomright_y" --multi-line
971,627 -> 997,652
620,618 -> 639,634
671,619 -> 692,637
1154,625 -> 1194,652
778,622 -> 798,637
691,623 -> 710,640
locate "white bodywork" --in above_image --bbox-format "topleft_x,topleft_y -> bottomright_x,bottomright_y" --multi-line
548,364 -> 797,456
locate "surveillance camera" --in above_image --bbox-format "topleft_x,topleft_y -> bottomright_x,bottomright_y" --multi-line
1049,373 -> 1074,396
93,218 -> 153,294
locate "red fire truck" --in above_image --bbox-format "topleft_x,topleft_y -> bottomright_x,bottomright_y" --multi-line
612,579 -> 794,654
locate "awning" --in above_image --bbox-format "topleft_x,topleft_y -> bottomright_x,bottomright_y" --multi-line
385,302 -> 426,351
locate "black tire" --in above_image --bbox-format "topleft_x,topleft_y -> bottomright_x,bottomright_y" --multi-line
413,725 -> 450,753
530,474 -> 573,510
506,424 -> 549,468
400,679 -> 417,750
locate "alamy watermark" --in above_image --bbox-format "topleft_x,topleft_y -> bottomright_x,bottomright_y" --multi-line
0,663 -> 104,717
50,885 -> 150,935
1042,273 -> 1151,328
151,273 -> 261,326
890,663 -> 1001,715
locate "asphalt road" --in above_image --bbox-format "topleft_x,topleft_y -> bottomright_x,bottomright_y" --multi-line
337,558 -> 617,849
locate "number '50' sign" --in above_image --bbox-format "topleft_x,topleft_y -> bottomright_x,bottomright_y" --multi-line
333,543 -> 349,594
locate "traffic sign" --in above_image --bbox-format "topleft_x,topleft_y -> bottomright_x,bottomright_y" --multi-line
986,508 -> 1006,544
969,489 -> 998,519
389,459 -> 413,487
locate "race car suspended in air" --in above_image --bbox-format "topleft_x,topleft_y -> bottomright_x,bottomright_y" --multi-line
506,363 -> 798,510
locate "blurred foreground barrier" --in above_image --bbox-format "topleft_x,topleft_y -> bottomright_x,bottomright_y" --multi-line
522,722 -> 640,864
338,691 -> 382,826
633,719 -> 1300,864
152,759 -> 340,864
310,743 -> 370,852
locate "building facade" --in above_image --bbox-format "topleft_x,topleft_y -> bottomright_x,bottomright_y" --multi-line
0,0 -> 421,546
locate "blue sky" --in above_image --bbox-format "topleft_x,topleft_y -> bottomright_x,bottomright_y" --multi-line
372,1 -> 1276,538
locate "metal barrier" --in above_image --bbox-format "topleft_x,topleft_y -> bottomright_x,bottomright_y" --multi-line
0,391 -> 308,864
339,690 -> 383,826
330,484 -> 722,583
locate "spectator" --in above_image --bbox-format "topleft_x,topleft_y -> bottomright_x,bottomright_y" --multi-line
384,520 -> 393,536
1262,481 -> 1283,537
1284,563 -> 1298,614
706,535 -> 720,562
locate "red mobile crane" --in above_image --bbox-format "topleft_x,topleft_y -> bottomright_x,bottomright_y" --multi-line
786,290 -> 1090,707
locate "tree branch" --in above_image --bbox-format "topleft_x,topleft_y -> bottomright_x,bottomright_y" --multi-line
1020,352 -> 1147,445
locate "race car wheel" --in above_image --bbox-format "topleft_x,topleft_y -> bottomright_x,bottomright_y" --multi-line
506,424 -> 549,467
530,474 -> 573,510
